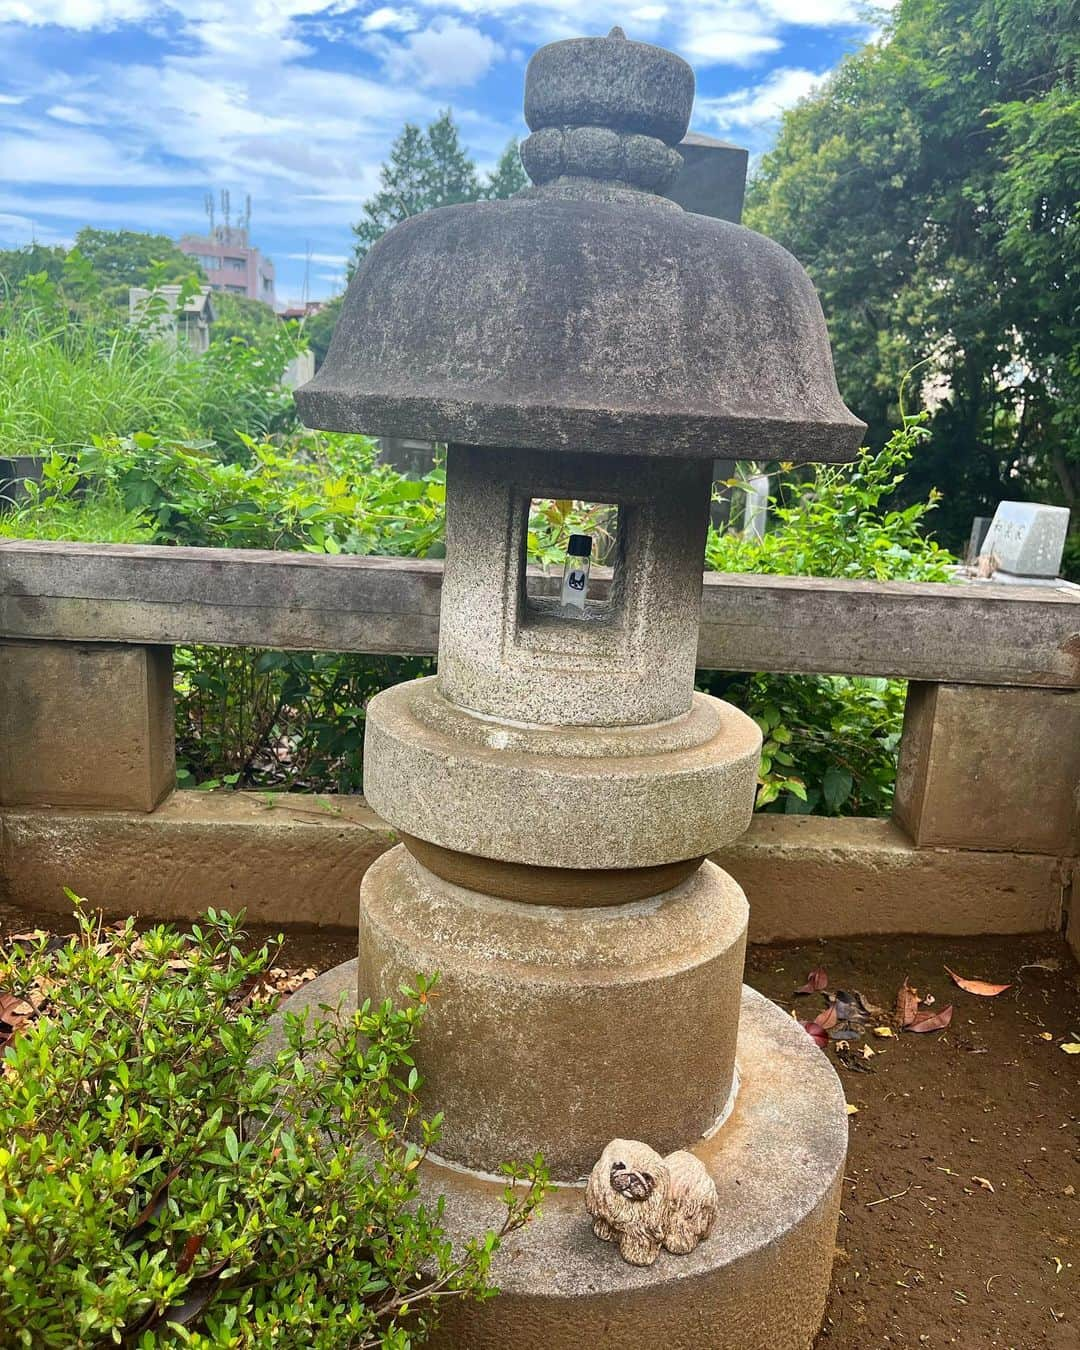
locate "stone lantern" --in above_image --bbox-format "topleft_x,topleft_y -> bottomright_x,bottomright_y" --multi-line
295,26 -> 863,1349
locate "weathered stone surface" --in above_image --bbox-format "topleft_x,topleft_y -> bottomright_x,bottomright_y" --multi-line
0,791 -> 392,924
363,680 -> 761,869
719,816 -> 1067,942
979,501 -> 1071,578
400,833 -> 701,906
523,29 -> 694,145
0,640 -> 173,812
358,847 -> 748,1179
893,683 -> 1080,854
6,542 -> 1079,690
1066,867 -> 1080,966
263,973 -> 847,1350
437,446 -> 712,726
2,799 -> 1066,938
296,192 -> 865,461
520,125 -> 684,194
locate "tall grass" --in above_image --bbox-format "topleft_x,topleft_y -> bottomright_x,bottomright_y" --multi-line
0,305 -> 201,456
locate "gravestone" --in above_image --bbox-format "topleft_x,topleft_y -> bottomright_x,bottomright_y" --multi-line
965,514 -> 992,564
667,131 -> 748,223
978,501 -> 1070,579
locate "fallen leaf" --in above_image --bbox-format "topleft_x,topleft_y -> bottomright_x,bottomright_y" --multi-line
1064,1185 -> 1075,1197
176,1232 -> 205,1276
860,1044 -> 876,1060
799,1020 -> 829,1049
795,967 -> 828,995
1039,1032 -> 1054,1041
944,966 -> 1011,997
873,1026 -> 896,1038
0,993 -> 34,1021
1061,1042 -> 1080,1055
972,1176 -> 995,1193
895,978 -> 919,1028
1049,1256 -> 1063,1275
829,989 -> 877,1026
905,1005 -> 954,1034
846,1103 -> 859,1115
814,1005 -> 839,1031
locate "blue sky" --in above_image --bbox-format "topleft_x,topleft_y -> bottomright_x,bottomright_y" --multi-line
0,3 -> 888,303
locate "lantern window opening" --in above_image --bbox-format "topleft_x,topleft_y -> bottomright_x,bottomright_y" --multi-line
520,494 -> 627,630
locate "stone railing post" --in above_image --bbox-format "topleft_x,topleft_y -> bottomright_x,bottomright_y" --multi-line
893,682 -> 1080,855
0,640 -> 175,812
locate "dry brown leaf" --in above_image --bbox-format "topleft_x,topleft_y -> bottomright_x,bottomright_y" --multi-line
895,978 -> 919,1028
795,967 -> 828,995
905,1005 -> 954,1034
814,1005 -> 839,1030
860,1044 -> 876,1060
1061,1042 -> 1080,1055
944,966 -> 1011,997
845,1103 -> 859,1115
1039,1032 -> 1054,1041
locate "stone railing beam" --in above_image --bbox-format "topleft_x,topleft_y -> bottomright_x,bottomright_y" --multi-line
3,540 -> 1078,688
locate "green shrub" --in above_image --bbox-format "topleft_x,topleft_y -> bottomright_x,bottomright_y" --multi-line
174,648 -> 433,793
0,903 -> 547,1348
706,421 -> 954,583
701,421 -> 955,815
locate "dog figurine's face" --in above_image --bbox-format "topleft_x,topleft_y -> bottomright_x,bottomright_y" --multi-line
609,1155 -> 657,1203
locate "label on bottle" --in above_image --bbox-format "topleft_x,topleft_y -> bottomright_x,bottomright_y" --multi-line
560,568 -> 588,612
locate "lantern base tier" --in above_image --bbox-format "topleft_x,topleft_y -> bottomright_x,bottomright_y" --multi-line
363,679 -> 761,869
359,847 -> 748,1178
267,973 -> 847,1350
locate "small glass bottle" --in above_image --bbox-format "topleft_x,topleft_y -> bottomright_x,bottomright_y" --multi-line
559,533 -> 593,618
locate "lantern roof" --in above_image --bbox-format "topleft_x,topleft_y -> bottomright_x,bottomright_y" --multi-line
296,27 -> 865,462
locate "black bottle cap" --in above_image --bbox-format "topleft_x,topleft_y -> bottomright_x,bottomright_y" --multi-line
567,533 -> 593,558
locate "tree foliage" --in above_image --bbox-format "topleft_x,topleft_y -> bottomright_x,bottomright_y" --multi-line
350,114 -> 525,268
747,0 -> 1079,549
69,228 -> 205,310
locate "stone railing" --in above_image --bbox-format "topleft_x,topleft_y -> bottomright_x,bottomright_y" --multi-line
1,538 -> 1078,950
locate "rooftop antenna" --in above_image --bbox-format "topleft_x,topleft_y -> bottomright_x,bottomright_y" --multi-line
203,191 -> 215,237
242,193 -> 252,241
221,188 -> 231,243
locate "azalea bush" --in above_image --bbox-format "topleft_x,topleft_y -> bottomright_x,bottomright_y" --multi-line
0,903 -> 547,1349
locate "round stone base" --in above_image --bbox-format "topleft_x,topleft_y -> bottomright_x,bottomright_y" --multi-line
363,678 -> 761,869
359,847 -> 749,1178
269,973 -> 847,1350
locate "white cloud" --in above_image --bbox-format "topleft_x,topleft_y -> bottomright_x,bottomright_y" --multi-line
0,123 -> 201,187
369,16 -> 502,88
361,5 -> 418,31
0,93 -> 27,104
0,0 -> 153,26
677,4 -> 782,67
46,104 -> 97,124
286,250 -> 350,264
697,65 -> 824,133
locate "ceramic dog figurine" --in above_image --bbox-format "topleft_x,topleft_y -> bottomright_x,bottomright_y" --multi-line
585,1138 -> 718,1266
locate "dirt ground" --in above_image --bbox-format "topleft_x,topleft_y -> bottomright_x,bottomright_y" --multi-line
3,903 -> 1076,1349
745,934 -> 1079,1350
